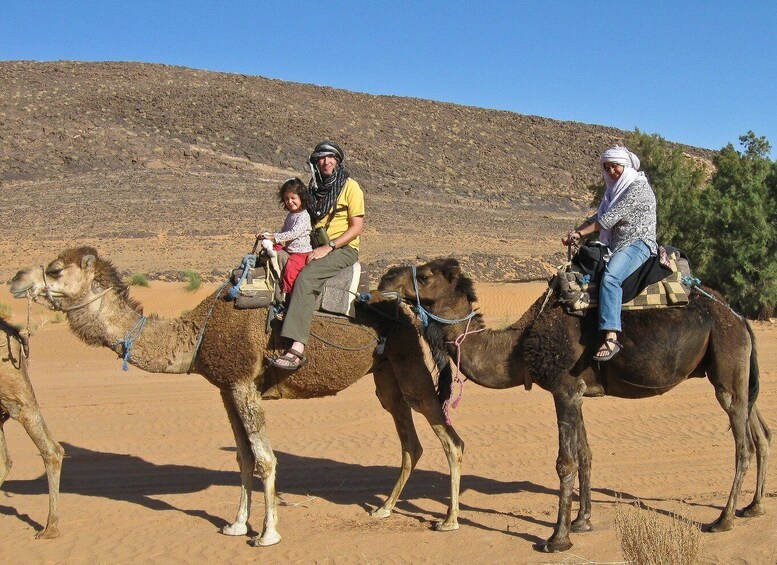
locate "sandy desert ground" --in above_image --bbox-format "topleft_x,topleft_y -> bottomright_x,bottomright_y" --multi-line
1,280 -> 775,564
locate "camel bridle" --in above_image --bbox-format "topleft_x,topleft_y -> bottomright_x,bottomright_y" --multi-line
31,264 -> 114,313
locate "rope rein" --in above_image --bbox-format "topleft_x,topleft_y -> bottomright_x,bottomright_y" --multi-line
682,275 -> 745,321
118,315 -> 147,371
442,317 -> 487,425
188,279 -> 231,374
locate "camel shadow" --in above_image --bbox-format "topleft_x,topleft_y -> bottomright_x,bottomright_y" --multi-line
1,442 -> 557,536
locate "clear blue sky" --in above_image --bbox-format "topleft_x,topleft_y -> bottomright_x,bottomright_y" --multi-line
2,1 -> 776,157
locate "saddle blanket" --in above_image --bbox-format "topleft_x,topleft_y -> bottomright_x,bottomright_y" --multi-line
554,250 -> 690,313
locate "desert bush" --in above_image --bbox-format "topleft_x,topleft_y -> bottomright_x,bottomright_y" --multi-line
126,273 -> 149,287
0,302 -> 12,320
183,270 -> 202,292
51,312 -> 66,324
615,501 -> 701,565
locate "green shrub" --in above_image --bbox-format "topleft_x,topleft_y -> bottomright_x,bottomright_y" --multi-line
183,270 -> 202,292
126,273 -> 149,287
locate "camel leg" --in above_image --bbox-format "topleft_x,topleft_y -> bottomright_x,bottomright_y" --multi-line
0,416 -> 11,487
539,380 -> 586,553
386,358 -> 464,531
571,414 -> 593,533
425,412 -> 464,531
708,382 -> 751,532
228,382 -> 281,547
741,405 -> 771,517
370,362 -> 424,519
219,389 -> 255,537
16,401 -> 65,539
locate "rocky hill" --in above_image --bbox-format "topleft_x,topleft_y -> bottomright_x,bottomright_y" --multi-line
0,61 -> 712,283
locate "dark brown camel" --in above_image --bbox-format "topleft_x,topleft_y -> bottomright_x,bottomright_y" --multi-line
378,257 -> 771,552
9,247 -> 465,547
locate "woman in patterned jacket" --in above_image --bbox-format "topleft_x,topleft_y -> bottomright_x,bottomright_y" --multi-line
561,146 -> 657,361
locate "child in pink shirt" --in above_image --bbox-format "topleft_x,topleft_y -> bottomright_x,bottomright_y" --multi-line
260,178 -> 313,294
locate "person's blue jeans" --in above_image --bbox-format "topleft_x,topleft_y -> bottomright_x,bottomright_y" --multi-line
598,240 -> 651,332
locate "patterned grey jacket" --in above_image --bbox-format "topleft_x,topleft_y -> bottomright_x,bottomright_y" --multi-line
594,177 -> 657,255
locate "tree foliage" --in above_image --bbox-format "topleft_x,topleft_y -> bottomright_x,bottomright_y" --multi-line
696,132 -> 777,319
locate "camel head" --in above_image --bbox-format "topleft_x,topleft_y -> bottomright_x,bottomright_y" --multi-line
9,246 -> 133,312
378,258 -> 478,310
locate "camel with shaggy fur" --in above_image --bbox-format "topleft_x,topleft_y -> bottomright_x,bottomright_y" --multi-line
1,319 -> 64,538
378,258 -> 771,553
9,247 -> 465,547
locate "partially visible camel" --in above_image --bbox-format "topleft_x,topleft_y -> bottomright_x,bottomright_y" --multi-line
378,258 -> 771,552
9,247 -> 465,547
0,318 -> 64,538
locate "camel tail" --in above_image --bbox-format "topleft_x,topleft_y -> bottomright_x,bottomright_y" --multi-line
424,321 -> 453,404
745,320 -> 760,414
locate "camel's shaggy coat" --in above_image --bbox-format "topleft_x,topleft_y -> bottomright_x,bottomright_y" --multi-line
378,258 -> 771,553
10,247 -> 466,547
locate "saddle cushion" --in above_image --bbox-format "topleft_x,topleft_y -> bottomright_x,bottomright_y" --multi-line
316,262 -> 370,317
554,249 -> 690,314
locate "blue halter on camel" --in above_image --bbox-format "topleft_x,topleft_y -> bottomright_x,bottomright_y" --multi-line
410,265 -> 477,327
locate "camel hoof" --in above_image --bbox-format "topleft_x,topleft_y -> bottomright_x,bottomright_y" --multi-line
249,531 -> 282,547
707,516 -> 734,533
535,537 -> 572,553
433,519 -> 459,532
571,518 -> 592,533
741,502 -> 765,518
370,506 -> 392,519
221,522 -> 249,536
35,527 -> 60,539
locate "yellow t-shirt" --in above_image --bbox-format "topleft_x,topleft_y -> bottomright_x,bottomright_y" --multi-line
315,177 -> 365,250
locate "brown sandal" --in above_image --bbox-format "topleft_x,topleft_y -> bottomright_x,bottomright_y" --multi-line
269,349 -> 308,371
593,338 -> 622,362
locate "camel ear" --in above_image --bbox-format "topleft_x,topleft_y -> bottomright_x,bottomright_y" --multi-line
442,258 -> 461,280
82,254 -> 96,272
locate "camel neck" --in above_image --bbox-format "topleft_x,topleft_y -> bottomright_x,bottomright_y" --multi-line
67,290 -> 199,373
436,316 -> 526,390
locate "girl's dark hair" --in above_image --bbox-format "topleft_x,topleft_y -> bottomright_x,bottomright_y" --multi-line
278,177 -> 311,209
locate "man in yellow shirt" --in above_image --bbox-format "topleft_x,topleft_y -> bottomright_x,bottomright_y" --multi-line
270,141 -> 364,370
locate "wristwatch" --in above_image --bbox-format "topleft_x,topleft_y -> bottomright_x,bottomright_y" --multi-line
328,240 -> 337,250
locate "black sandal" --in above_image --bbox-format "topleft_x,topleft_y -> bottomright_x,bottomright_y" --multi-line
269,349 -> 308,371
593,338 -> 622,362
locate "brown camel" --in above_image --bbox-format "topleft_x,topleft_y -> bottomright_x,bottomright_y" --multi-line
9,247 -> 465,547
378,258 -> 771,552
1,318 -> 65,538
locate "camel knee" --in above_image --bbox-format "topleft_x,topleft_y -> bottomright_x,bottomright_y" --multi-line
254,453 -> 277,479
43,443 -> 64,475
556,457 -> 576,479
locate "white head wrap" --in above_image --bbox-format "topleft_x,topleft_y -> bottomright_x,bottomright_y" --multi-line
596,146 -> 646,245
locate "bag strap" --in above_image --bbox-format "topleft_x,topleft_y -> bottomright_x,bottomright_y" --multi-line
321,205 -> 347,231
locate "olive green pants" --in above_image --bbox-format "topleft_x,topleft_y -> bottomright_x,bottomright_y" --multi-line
280,246 -> 358,345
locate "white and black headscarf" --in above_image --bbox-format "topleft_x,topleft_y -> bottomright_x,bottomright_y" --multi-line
596,146 -> 646,243
307,160 -> 350,224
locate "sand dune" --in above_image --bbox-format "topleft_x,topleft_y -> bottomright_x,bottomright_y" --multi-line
1,282 -> 775,564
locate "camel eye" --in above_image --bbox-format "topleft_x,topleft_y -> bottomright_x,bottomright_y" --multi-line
416,273 -> 430,284
46,266 -> 63,278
